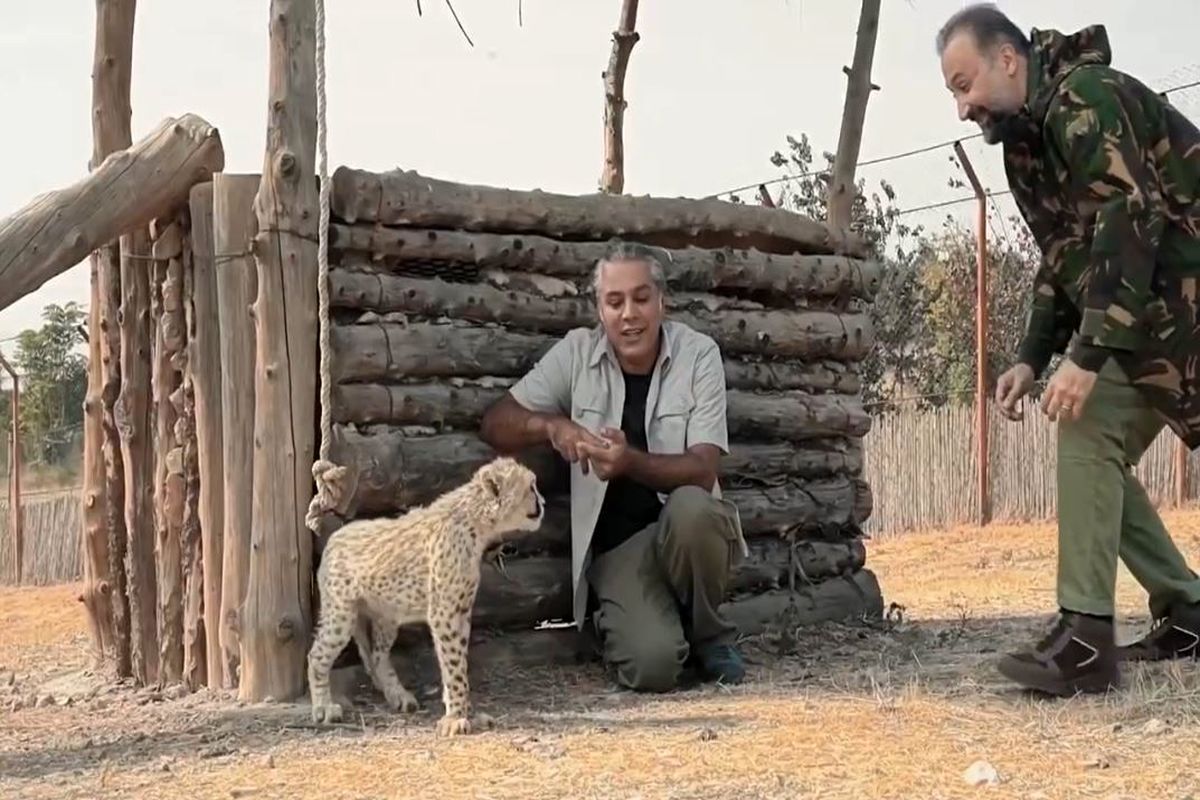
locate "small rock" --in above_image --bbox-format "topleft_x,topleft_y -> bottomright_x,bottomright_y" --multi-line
963,760 -> 1000,787
36,694 -> 55,708
1142,718 -> 1170,736
1082,754 -> 1111,770
160,760 -> 172,773
1,671 -> 14,686
699,727 -> 718,742
264,754 -> 276,769
164,684 -> 189,701
230,789 -> 257,799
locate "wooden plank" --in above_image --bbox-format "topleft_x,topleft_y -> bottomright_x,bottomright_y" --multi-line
188,182 -> 224,686
332,382 -> 870,442
599,0 -> 640,194
0,114 -> 224,311
328,272 -> 873,361
330,167 -> 868,257
328,224 -> 882,300
178,225 -> 206,691
330,321 -> 862,394
239,0 -> 317,703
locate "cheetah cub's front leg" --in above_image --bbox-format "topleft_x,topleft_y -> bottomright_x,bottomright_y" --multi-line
428,597 -> 489,737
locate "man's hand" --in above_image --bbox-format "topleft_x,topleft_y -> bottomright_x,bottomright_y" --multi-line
1040,359 -> 1098,422
546,418 -> 608,474
995,363 -> 1036,421
576,427 -> 632,481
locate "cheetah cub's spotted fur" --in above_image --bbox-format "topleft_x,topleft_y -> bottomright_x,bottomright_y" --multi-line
307,457 -> 545,736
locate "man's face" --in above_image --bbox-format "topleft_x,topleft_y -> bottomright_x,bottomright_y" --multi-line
940,31 -> 1027,144
595,257 -> 664,370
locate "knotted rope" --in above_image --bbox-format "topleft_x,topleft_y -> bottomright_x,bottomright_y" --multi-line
305,0 -> 349,533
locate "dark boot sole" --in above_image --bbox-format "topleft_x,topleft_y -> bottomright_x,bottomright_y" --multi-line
997,656 -> 1120,697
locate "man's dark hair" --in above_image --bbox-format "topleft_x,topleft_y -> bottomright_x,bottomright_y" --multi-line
935,3 -> 1030,58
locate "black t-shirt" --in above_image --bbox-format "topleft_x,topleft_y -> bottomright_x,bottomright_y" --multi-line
589,370 -> 664,555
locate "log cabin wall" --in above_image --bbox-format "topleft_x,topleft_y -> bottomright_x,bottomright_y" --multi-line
323,167 -> 885,634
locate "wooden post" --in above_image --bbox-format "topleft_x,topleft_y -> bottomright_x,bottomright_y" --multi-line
1175,440 -> 1189,507
151,220 -> 185,686
188,182 -> 225,685
84,0 -> 137,672
81,254 -> 114,666
828,0 -> 881,231
118,226 -> 159,686
954,141 -> 991,526
240,0 -> 319,702
0,353 -> 21,585
599,0 -> 640,194
214,174 -> 259,690
177,219 -> 206,690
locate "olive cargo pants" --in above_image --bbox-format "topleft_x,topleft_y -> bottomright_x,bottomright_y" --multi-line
1057,359 -> 1200,618
585,486 -> 745,692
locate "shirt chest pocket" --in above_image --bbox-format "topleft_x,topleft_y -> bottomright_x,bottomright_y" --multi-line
649,396 -> 693,454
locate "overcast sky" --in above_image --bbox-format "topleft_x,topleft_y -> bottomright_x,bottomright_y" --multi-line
1,0 -> 1197,351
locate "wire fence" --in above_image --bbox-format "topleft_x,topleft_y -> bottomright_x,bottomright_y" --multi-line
719,77 -> 1200,537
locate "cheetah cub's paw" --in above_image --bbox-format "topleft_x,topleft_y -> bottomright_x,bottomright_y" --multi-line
384,686 -> 420,713
311,701 -> 345,724
436,712 -> 495,737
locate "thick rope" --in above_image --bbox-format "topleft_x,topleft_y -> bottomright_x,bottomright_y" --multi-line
306,0 -> 348,533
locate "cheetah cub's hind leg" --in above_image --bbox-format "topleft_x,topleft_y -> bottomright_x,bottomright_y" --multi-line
365,616 -> 419,713
307,594 -> 356,724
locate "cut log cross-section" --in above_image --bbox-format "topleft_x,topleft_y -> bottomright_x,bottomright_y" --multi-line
0,114 -> 225,312
330,168 -> 869,257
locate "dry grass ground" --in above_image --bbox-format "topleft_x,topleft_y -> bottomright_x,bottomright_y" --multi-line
3,514 -> 1200,800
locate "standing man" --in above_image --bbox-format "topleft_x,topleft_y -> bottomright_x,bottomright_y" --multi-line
478,241 -> 748,692
937,4 -> 1200,696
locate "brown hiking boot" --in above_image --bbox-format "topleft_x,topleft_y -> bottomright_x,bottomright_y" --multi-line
997,612 -> 1120,697
1120,602 -> 1200,661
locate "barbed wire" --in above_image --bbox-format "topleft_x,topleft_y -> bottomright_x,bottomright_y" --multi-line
707,77 -> 1200,203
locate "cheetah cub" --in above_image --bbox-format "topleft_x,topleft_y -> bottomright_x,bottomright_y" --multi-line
307,456 -> 545,736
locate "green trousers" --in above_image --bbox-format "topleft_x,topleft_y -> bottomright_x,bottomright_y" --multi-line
1057,358 -> 1200,618
585,486 -> 744,692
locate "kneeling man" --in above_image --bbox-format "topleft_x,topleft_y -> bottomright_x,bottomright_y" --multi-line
479,242 -> 747,691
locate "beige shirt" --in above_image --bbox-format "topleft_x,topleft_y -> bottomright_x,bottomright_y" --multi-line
508,319 -> 739,626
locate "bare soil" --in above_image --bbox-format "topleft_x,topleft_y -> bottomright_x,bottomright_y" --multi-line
3,513 -> 1200,800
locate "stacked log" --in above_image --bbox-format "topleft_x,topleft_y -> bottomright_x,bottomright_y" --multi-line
322,168 -> 883,635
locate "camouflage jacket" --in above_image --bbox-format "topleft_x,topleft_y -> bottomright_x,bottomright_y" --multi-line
1003,25 -> 1200,445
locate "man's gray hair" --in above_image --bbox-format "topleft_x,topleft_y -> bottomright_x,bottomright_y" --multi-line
935,2 -> 1030,58
590,240 -> 669,297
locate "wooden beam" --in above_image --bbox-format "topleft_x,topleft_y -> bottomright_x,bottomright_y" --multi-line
331,168 -> 869,258
599,0 -> 640,194
213,173 -> 260,690
332,382 -> 870,442
188,182 -> 224,686
328,224 -> 882,301
328,271 -> 874,361
240,0 -> 318,703
327,426 -> 867,531
827,0 -> 882,231
330,321 -> 865,395
0,113 -> 224,311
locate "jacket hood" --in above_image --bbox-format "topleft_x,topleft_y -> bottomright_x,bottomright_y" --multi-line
1026,25 -> 1112,121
